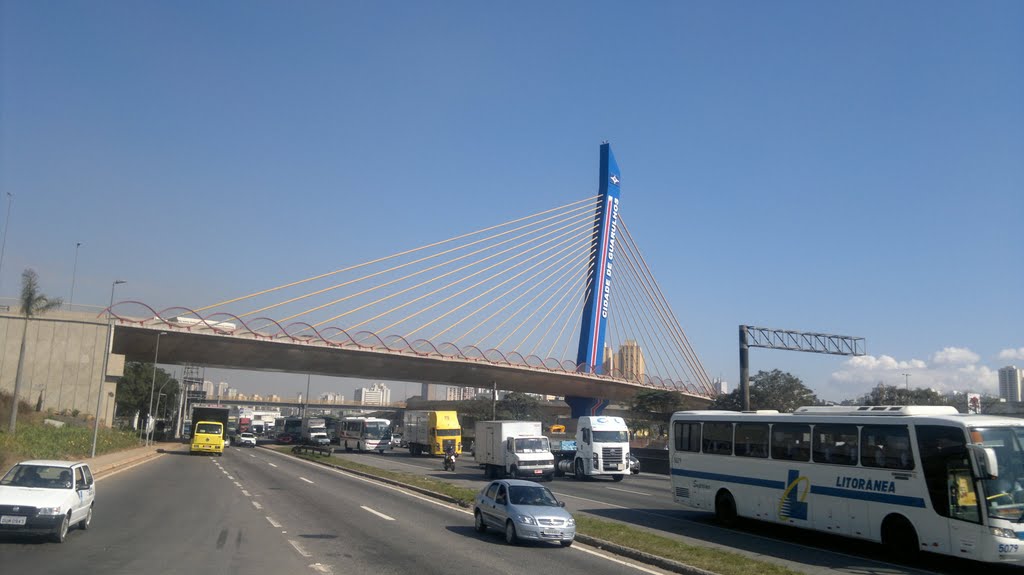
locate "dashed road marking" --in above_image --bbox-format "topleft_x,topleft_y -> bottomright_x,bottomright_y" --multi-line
606,486 -> 650,496
289,539 -> 312,557
300,477 -> 314,484
309,563 -> 333,573
252,501 -> 262,510
360,506 -> 394,521
242,490 -> 251,497
266,516 -> 282,528
268,463 -> 278,468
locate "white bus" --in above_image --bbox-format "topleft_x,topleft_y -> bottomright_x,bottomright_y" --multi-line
669,406 -> 1024,564
339,417 -> 393,453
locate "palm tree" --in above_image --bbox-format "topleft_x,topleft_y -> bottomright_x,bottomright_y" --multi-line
7,269 -> 62,434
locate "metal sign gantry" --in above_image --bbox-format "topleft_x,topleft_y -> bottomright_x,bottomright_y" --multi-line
739,325 -> 866,410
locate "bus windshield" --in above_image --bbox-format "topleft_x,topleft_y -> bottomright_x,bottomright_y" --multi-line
973,426 -> 1024,522
364,422 -> 388,439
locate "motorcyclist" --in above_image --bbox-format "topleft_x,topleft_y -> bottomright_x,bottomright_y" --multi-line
443,445 -> 457,470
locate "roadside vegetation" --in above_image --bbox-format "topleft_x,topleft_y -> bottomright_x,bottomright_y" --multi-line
0,391 -> 140,473
279,446 -> 803,575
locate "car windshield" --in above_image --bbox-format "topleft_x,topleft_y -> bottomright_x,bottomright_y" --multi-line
241,433 -> 254,438
0,464 -> 74,489
973,426 -> 1024,522
514,438 -> 550,453
508,485 -> 559,507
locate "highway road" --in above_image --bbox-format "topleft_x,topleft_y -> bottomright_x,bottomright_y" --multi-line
0,448 -> 677,575
327,446 -> 1024,575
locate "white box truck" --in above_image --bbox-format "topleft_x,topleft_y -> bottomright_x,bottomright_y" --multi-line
552,416 -> 630,481
474,420 -> 555,481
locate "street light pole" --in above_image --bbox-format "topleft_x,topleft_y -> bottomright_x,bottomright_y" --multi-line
901,373 -> 911,391
0,192 -> 12,292
145,332 -> 167,446
69,242 -> 82,307
91,279 -> 125,458
153,393 -> 166,441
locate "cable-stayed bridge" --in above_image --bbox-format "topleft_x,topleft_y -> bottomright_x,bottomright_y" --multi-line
110,144 -> 716,417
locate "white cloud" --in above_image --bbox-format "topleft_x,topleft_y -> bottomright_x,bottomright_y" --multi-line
998,348 -> 1024,362
931,347 -> 980,365
824,348 -> 998,401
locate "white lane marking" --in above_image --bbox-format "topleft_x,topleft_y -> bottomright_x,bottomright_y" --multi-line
266,516 -> 282,528
242,490 -> 251,497
360,506 -> 395,521
571,544 -> 666,574
288,539 -> 312,558
249,454 -> 256,458
233,481 -> 242,487
252,501 -> 262,510
227,475 -> 234,480
309,563 -> 333,574
606,486 -> 650,496
553,491 -> 629,509
300,477 -> 314,484
268,463 -> 278,468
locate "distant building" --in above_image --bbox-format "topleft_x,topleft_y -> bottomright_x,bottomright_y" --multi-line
421,383 -> 447,401
617,340 -> 646,383
355,382 -> 391,406
267,394 -> 281,402
603,343 -> 615,374
217,381 -> 230,398
714,378 -> 728,394
999,366 -> 1023,402
320,392 -> 346,403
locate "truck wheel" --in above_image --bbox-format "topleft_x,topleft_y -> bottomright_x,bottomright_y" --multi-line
574,459 -> 585,481
509,466 -> 518,479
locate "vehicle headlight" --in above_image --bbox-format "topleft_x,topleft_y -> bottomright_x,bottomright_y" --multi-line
991,526 -> 1018,539
566,517 -> 576,526
37,506 -> 62,516
515,514 -> 537,525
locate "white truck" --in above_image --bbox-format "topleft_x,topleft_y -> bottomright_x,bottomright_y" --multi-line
474,421 -> 555,481
552,416 -> 631,481
301,416 -> 330,446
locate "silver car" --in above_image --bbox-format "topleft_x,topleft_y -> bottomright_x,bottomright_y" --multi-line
473,479 -> 575,547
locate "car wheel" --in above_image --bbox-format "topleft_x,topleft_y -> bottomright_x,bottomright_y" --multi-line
52,513 -> 70,543
504,521 -> 519,545
560,539 -> 574,547
474,510 -> 487,534
79,505 -> 93,530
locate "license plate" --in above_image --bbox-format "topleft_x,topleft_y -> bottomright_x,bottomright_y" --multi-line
533,469 -> 542,474
1,515 -> 27,526
616,463 -> 624,470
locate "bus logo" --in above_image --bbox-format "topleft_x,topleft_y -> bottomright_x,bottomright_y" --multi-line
777,469 -> 809,521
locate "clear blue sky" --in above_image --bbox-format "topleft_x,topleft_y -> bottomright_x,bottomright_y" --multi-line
2,1 -> 1021,402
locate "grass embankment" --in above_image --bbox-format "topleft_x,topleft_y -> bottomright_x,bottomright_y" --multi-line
278,446 -> 802,575
0,392 -> 141,472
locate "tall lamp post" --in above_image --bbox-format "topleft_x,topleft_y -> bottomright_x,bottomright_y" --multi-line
104,391 -> 114,426
69,242 -> 82,307
901,373 -> 911,391
91,279 -> 125,458
153,392 -> 166,441
145,332 -> 167,446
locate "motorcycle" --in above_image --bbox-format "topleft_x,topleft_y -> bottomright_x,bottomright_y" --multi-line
443,451 -> 457,471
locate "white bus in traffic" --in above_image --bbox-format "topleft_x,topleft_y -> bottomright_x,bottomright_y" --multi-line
339,417 -> 392,453
669,406 -> 1024,564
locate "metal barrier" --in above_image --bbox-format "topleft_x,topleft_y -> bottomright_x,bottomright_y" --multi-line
291,444 -> 333,457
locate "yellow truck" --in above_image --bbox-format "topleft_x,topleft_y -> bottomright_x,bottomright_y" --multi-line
403,410 -> 461,456
189,406 -> 229,456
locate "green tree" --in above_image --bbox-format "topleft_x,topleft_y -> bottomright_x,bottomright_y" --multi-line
627,389 -> 694,438
862,384 -> 957,407
710,369 -> 818,412
496,392 -> 542,420
7,269 -> 63,434
116,362 -> 179,428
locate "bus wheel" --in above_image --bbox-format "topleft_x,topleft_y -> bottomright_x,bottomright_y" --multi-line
714,491 -> 738,526
881,515 -> 919,556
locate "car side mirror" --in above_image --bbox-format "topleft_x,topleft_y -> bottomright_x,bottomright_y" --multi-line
558,501 -> 565,507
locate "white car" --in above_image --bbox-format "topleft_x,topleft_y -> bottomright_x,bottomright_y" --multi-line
0,460 -> 96,543
237,432 -> 257,447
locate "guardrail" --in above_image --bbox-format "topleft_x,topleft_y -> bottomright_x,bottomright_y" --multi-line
291,444 -> 333,457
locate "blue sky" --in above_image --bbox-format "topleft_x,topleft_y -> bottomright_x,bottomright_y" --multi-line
2,1 -> 1021,402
